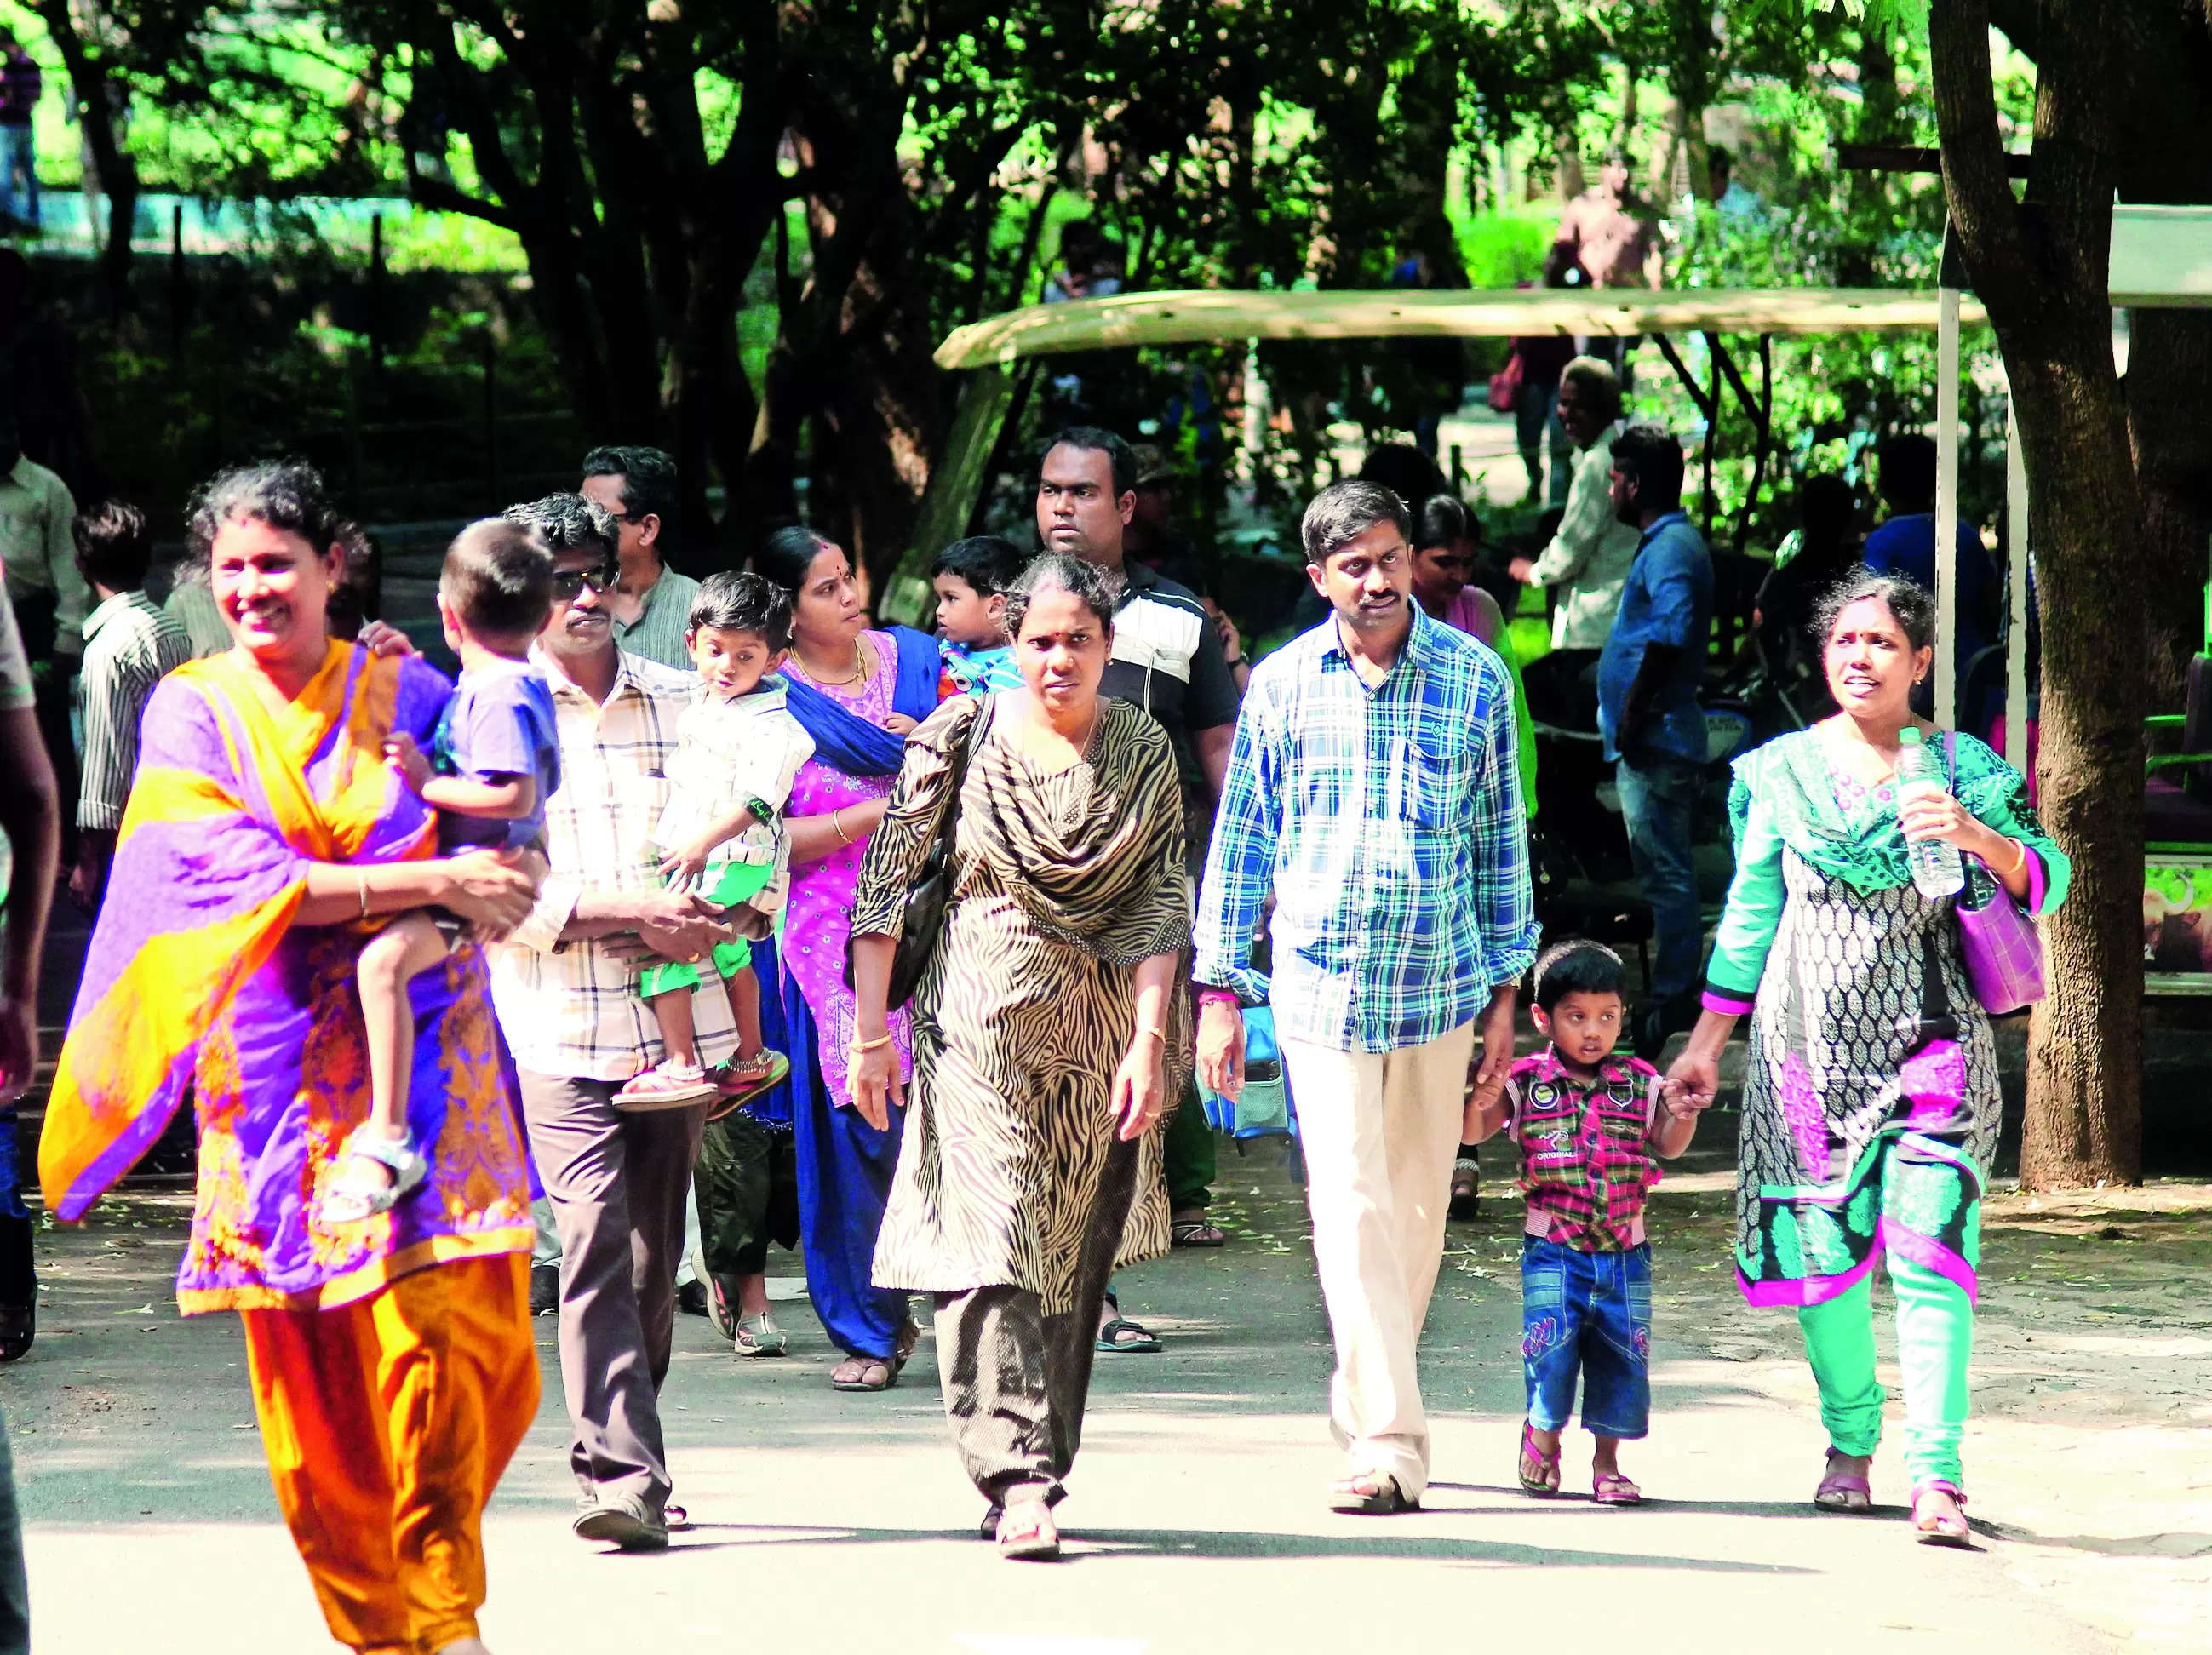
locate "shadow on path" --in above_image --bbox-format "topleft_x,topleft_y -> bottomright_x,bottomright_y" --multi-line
620,1519 -> 1816,1573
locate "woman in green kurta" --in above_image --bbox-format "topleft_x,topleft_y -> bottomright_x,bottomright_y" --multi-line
1666,573 -> 2067,1546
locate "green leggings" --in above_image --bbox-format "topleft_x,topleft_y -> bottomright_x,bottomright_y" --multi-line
1796,1259 -> 1973,1489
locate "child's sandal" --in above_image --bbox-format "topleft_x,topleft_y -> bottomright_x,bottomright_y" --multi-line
1592,1471 -> 1642,1506
615,1062 -> 717,1112
1517,1422 -> 1562,1496
321,1130 -> 430,1224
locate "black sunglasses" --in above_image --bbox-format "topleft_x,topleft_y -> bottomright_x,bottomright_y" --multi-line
552,564 -> 616,598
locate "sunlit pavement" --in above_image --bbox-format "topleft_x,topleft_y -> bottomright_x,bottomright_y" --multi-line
12,1146 -> 2158,1655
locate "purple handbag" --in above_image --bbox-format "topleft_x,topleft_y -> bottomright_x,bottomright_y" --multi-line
1946,735 -> 2047,1014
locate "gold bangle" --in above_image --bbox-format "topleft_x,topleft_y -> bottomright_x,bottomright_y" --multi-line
356,868 -> 370,919
2008,837 -> 2030,878
1133,1024 -> 1168,1043
849,1031 -> 893,1054
833,807 -> 853,845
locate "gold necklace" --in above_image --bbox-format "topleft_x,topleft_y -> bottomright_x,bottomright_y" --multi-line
802,638 -> 867,688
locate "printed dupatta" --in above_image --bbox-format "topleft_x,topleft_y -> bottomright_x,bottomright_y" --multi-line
954,695 -> 1192,967
1727,727 -> 2060,899
40,642 -> 435,1219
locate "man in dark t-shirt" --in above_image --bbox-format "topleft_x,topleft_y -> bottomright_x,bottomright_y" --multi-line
1035,426 -> 1241,1259
1036,427 -> 1240,800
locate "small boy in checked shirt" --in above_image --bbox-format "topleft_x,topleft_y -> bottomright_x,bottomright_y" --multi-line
616,571 -> 815,1110
1467,940 -> 1699,1505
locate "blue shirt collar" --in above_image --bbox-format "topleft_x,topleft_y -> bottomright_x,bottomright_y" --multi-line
1637,509 -> 1690,548
1315,597 -> 1437,674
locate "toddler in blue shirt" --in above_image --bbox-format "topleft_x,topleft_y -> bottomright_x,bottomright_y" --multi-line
322,519 -> 560,1224
932,533 -> 1028,693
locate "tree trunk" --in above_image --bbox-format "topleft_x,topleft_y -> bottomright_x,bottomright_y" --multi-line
1929,0 -> 2145,1190
1990,0 -> 2212,707
777,42 -> 947,598
2126,311 -> 2212,706
1553,126 -> 1584,202
2011,346 -> 2146,1188
1836,25 -> 1900,287
35,0 -> 135,319
2110,3 -> 2212,707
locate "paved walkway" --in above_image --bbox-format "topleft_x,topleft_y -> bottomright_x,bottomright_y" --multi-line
9,1143 -> 2172,1655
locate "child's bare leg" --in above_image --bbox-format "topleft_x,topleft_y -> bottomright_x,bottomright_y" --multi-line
650,987 -> 701,1070
358,913 -> 450,1143
1591,1435 -> 1624,1479
736,1274 -> 771,1318
725,965 -> 764,1062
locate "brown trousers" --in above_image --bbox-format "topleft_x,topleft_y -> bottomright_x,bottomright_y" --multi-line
931,1133 -> 1139,1506
518,1068 -> 705,1519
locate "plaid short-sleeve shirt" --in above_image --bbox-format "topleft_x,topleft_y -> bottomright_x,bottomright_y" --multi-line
1194,606 -> 1539,1052
489,645 -> 736,1081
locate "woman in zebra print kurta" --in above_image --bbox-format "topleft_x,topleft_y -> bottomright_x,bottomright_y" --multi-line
849,557 -> 1191,1561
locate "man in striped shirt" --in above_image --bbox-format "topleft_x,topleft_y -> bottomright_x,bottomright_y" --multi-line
1037,425 -> 1242,1257
1195,480 -> 1538,1516
68,501 -> 189,910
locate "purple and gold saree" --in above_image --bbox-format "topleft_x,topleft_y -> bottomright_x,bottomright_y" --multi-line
40,641 -> 534,1313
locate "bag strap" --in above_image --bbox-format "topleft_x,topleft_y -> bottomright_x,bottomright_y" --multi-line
936,694 -> 990,847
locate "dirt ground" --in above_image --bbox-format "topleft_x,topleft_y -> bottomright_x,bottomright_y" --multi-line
9,1141 -> 2210,1652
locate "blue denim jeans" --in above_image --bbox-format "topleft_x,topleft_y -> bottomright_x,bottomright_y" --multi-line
0,126 -> 35,231
1614,753 -> 1703,1004
1521,1237 -> 1653,1439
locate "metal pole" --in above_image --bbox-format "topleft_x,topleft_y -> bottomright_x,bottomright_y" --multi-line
369,211 -> 384,368
484,335 -> 499,505
1934,285 -> 1961,730
2005,399 -> 2030,771
169,203 -> 184,359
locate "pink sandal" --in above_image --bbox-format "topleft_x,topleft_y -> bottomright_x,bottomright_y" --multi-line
615,1062 -> 716,1112
1517,1423 -> 1562,1496
1911,1480 -> 1971,1547
1814,1449 -> 1873,1514
1592,1470 -> 1642,1506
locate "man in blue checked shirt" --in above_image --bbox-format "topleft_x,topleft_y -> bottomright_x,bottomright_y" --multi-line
1194,480 -> 1538,1517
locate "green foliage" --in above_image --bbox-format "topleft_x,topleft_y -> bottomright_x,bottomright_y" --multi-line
1453,209 -> 1556,289
26,0 -> 2028,572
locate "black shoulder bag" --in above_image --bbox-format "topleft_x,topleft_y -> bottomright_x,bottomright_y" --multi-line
846,696 -> 991,1011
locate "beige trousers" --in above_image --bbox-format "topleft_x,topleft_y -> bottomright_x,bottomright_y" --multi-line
1281,1021 -> 1476,1498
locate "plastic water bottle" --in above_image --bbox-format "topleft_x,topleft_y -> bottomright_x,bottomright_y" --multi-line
1894,727 -> 1964,898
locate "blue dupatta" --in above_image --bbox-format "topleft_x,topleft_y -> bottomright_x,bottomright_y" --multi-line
776,625 -> 942,777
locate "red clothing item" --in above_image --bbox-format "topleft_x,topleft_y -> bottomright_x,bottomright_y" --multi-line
1511,335 -> 1577,385
1505,1048 -> 1664,1251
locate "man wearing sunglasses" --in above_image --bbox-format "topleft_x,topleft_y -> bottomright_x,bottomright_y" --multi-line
580,445 -> 702,670
487,490 -> 734,1550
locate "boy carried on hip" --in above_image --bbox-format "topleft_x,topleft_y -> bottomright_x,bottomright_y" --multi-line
324,518 -> 561,1223
931,534 -> 1028,694
617,571 -> 815,1110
